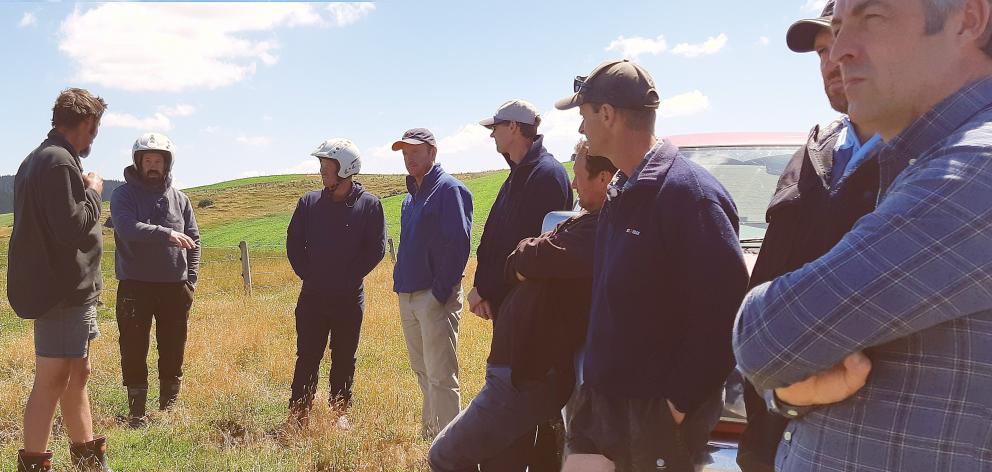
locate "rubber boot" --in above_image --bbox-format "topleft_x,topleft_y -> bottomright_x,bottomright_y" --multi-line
16,450 -> 53,472
69,436 -> 112,472
159,382 -> 180,411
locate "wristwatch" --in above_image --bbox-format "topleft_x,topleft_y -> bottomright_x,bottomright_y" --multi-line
764,389 -> 816,419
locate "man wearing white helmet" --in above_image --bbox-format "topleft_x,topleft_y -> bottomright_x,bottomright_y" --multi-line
286,138 -> 386,429
110,132 -> 200,427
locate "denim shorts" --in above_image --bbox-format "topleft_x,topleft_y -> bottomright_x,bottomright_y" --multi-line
34,304 -> 99,358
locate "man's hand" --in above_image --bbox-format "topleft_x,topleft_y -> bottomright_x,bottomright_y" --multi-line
82,172 -> 104,196
168,231 -> 197,249
775,351 -> 872,407
667,399 -> 685,425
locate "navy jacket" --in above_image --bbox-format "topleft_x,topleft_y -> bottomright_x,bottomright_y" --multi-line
582,140 -> 749,414
474,135 -> 573,309
286,181 -> 386,295
393,164 -> 473,303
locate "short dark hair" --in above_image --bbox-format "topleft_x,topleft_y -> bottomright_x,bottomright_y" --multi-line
515,115 -> 541,140
51,88 -> 107,129
590,102 -> 655,133
922,0 -> 992,57
573,139 -> 618,178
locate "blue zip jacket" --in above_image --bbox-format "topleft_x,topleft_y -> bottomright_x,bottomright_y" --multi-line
393,164 -> 473,303
286,181 -> 386,295
474,135 -> 573,309
583,140 -> 749,414
112,165 -> 200,286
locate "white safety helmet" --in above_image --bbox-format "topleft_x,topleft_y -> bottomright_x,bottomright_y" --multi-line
311,138 -> 362,178
132,132 -> 175,167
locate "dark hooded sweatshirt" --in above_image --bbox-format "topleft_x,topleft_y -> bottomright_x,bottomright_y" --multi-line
111,158 -> 200,285
7,130 -> 103,318
286,182 -> 387,295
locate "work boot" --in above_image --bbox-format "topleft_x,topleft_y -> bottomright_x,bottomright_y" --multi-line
159,381 -> 181,411
287,401 -> 310,431
16,450 -> 53,472
69,436 -> 112,472
126,387 -> 148,427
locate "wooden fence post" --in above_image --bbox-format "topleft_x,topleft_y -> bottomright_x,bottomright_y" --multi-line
388,238 -> 396,263
239,241 -> 252,296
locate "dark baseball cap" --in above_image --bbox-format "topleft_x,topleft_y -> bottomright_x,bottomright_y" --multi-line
555,59 -> 660,111
391,128 -> 437,151
786,0 -> 835,53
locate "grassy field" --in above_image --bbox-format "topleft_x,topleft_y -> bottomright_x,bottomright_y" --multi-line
0,253 -> 493,471
0,163 -> 578,470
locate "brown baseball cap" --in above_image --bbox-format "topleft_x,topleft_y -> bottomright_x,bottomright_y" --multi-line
786,0 -> 835,53
555,59 -> 660,111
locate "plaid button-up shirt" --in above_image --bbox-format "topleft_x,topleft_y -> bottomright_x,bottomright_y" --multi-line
734,76 -> 992,471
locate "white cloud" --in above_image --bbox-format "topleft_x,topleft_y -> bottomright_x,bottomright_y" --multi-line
18,12 -> 37,28
658,90 -> 711,119
102,112 -> 173,131
671,33 -> 728,58
803,0 -> 828,12
58,3 -> 324,92
202,125 -> 220,134
280,159 -> 320,174
235,134 -> 272,147
326,3 -> 375,27
605,35 -> 668,60
758,36 -> 770,47
159,104 -> 196,117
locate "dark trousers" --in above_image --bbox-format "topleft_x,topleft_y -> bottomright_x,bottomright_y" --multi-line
116,280 -> 193,388
289,288 -> 364,409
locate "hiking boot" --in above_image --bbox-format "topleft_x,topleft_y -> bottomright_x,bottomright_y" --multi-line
16,450 -> 53,472
69,436 -> 112,472
159,382 -> 181,411
287,402 -> 310,431
126,387 -> 148,427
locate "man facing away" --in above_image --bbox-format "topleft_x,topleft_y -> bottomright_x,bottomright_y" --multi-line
9,88 -> 112,471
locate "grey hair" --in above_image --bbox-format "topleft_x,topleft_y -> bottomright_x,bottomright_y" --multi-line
921,0 -> 992,56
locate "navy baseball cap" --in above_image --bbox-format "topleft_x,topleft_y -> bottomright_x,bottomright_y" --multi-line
391,128 -> 437,151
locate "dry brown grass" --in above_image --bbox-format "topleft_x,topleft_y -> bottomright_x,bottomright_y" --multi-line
0,253 -> 493,471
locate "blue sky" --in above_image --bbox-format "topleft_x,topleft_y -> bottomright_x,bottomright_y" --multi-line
1,0 -> 835,188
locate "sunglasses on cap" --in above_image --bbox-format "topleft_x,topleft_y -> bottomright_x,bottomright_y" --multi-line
573,76 -> 590,94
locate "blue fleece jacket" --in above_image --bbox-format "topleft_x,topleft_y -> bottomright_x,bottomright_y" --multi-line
473,135 -> 573,309
111,165 -> 200,285
286,182 -> 386,294
392,164 -> 473,303
582,140 -> 749,414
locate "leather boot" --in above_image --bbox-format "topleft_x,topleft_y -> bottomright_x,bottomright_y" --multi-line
159,381 -> 180,411
127,387 -> 148,427
69,436 -> 112,472
16,450 -> 53,472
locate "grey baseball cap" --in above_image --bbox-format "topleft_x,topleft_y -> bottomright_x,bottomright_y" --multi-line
555,59 -> 660,111
479,99 -> 540,128
786,0 -> 835,53
391,128 -> 437,151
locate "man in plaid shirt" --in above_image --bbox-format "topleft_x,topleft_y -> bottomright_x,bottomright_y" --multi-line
734,0 -> 992,470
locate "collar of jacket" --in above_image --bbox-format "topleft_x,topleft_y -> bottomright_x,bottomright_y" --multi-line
764,117 -> 846,217
124,164 -> 173,193
46,129 -> 80,161
619,139 -> 680,191
406,163 -> 444,196
323,180 -> 364,207
508,135 -> 547,170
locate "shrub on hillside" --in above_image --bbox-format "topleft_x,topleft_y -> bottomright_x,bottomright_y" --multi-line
198,199 -> 215,209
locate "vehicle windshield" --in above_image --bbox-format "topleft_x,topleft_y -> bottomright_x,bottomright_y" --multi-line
680,145 -> 800,243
